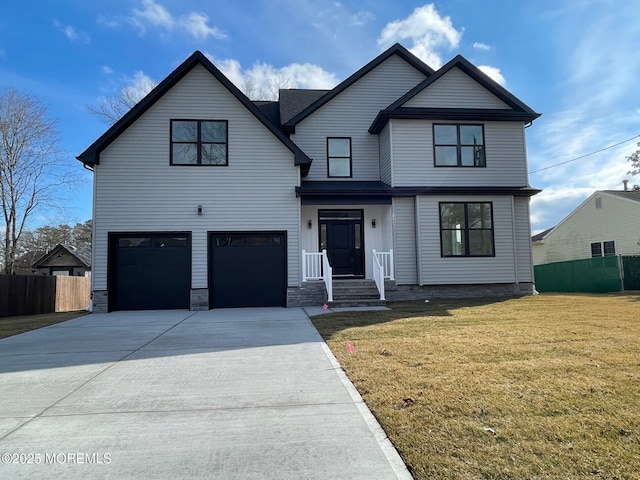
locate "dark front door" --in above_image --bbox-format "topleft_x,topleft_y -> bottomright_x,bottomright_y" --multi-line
319,210 -> 364,277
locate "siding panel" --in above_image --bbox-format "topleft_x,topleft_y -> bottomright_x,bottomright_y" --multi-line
514,197 -> 533,282
393,197 -> 418,284
416,196 -> 516,284
292,55 -> 426,181
379,123 -> 391,184
404,67 -> 510,109
93,65 -> 300,291
392,120 -> 528,186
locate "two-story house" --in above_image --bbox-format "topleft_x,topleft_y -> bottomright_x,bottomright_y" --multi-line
77,44 -> 541,313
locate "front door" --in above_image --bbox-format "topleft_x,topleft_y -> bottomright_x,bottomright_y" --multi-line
319,210 -> 364,277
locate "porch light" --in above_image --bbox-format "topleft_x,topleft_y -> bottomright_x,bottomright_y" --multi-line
307,219 -> 312,229
371,219 -> 376,228
197,205 -> 203,215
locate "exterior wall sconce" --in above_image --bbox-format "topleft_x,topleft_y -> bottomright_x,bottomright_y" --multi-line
307,219 -> 312,229
371,219 -> 376,228
197,205 -> 203,215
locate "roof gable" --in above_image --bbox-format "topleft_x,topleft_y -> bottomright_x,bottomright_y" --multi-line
283,43 -> 434,129
388,55 -> 539,114
534,190 -> 640,241
77,51 -> 311,173
34,244 -> 91,269
402,66 -> 510,109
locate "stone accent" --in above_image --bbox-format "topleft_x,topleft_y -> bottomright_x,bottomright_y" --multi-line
287,281 -> 327,307
190,288 -> 209,311
92,290 -> 108,313
385,282 -> 535,301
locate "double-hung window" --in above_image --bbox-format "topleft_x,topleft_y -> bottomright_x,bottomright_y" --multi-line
440,202 -> 494,256
171,120 -> 228,165
434,124 -> 485,167
327,137 -> 352,177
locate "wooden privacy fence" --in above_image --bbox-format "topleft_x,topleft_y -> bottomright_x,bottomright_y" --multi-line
0,274 -> 90,318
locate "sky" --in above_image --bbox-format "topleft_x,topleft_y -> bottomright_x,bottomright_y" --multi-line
1,0 -> 639,233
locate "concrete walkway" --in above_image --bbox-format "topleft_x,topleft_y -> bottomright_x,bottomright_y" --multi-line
0,308 -> 411,479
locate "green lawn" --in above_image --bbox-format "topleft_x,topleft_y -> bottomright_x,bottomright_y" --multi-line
311,293 -> 640,479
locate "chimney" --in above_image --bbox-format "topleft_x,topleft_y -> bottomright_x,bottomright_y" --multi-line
623,179 -> 629,191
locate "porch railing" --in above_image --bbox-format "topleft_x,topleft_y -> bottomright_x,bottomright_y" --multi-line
302,249 -> 333,302
372,252 -> 385,301
373,249 -> 394,280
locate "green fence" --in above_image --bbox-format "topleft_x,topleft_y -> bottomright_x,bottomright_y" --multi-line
534,256 -> 622,293
623,256 -> 640,290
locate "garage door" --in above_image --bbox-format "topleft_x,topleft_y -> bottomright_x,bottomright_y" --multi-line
110,233 -> 191,311
209,232 -> 286,308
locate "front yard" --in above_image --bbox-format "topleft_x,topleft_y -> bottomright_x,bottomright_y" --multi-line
311,294 -> 640,479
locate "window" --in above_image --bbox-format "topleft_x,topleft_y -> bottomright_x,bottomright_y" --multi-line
434,124 -> 485,167
591,241 -> 616,257
440,202 -> 494,256
327,137 -> 352,177
171,120 -> 228,165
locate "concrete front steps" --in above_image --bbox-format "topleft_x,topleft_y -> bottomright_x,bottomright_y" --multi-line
328,279 -> 386,308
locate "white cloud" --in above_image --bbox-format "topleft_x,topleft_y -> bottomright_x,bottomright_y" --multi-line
472,42 -> 491,51
352,10 -> 375,26
478,65 -> 506,86
210,54 -> 339,100
377,4 -> 462,69
101,66 -> 114,75
122,71 -> 157,101
129,0 -> 226,40
53,19 -> 90,43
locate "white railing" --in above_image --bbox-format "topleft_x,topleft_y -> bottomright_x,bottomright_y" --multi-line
321,250 -> 333,302
373,249 -> 394,280
372,252 -> 385,301
302,250 -> 323,281
302,249 -> 333,302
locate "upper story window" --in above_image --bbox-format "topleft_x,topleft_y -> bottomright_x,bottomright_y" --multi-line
434,124 -> 485,167
440,202 -> 494,257
171,120 -> 228,166
327,137 -> 352,177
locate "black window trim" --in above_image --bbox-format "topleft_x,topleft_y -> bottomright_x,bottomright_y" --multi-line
433,123 -> 486,168
439,201 -> 495,257
327,136 -> 353,178
170,119 -> 229,166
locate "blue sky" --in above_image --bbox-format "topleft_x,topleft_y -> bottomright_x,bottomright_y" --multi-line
1,0 -> 639,232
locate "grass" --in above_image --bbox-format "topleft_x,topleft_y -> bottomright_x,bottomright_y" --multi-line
311,293 -> 640,479
0,310 -> 90,339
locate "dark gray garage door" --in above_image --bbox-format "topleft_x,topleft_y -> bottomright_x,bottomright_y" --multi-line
209,232 -> 286,308
110,233 -> 191,311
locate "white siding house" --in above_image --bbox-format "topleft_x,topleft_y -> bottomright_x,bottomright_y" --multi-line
532,190 -> 640,265
78,44 -> 541,312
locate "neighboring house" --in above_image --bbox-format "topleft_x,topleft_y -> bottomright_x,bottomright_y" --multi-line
13,250 -> 46,275
32,244 -> 92,276
77,43 -> 541,313
532,189 -> 640,265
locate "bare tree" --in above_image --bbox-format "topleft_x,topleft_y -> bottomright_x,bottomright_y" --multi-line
86,75 -> 158,125
242,74 -> 293,101
0,89 -> 69,274
628,141 -> 640,176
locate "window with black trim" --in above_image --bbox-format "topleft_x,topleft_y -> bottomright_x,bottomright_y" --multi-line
440,202 -> 494,256
434,124 -> 485,167
591,241 -> 615,257
327,137 -> 352,177
171,120 -> 228,165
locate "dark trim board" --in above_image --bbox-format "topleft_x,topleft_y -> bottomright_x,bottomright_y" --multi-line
108,232 -> 192,311
208,231 -> 287,308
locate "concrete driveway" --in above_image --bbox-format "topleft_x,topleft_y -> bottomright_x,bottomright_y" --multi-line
0,308 -> 411,479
